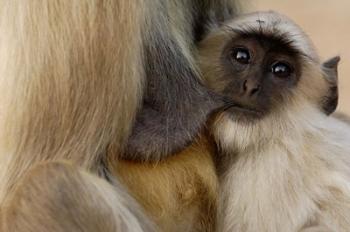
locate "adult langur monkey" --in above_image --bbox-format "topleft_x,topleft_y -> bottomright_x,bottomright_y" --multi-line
0,1 -> 242,231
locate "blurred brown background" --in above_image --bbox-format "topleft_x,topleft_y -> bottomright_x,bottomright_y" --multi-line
247,0 -> 350,114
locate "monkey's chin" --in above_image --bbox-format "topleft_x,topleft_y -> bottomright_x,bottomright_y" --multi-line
226,105 -> 264,123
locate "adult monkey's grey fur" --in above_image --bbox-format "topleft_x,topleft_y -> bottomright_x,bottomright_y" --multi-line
124,0 -> 242,160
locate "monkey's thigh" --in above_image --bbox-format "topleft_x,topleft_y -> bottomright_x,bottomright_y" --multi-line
115,143 -> 219,232
1,161 -> 152,232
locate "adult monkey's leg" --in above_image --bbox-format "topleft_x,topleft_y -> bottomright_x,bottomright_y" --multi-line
1,162 -> 155,232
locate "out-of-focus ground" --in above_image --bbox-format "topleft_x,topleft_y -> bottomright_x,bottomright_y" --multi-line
247,0 -> 350,114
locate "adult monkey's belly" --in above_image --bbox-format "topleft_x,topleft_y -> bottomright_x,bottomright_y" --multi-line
112,138 -> 218,232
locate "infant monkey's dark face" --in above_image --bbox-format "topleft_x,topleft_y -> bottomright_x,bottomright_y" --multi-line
217,35 -> 302,122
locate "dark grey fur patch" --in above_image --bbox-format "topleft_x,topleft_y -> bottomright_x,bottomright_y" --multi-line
321,56 -> 340,115
193,0 -> 238,41
123,0 -> 238,161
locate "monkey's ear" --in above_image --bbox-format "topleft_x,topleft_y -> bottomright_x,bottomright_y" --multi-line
321,56 -> 340,115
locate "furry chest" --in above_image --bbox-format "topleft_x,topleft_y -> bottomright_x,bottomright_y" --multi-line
220,151 -> 319,232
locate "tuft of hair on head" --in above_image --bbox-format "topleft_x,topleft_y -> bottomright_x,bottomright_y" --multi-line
224,11 -> 319,60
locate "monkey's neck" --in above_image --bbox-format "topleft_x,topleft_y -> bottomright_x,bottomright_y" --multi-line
226,111 -> 350,167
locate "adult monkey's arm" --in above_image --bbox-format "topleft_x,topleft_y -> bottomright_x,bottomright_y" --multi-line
123,0 -> 241,161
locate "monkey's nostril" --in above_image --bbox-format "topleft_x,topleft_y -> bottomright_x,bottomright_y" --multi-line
243,79 -> 260,96
243,80 -> 248,92
250,85 -> 260,96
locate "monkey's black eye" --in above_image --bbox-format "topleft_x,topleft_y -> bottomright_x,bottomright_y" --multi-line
271,61 -> 293,78
231,47 -> 251,64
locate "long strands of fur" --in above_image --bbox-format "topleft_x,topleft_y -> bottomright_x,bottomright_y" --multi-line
0,0 -> 144,202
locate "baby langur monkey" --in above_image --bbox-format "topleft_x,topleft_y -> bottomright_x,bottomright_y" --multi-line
199,11 -> 349,232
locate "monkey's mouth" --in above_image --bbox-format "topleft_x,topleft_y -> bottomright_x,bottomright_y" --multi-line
223,102 -> 264,120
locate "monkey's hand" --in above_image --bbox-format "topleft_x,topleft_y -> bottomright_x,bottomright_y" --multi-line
123,91 -> 226,161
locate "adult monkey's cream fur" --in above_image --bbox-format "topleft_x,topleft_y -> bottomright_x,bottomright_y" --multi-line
0,0 -> 242,231
0,2 -> 151,230
198,11 -> 350,231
